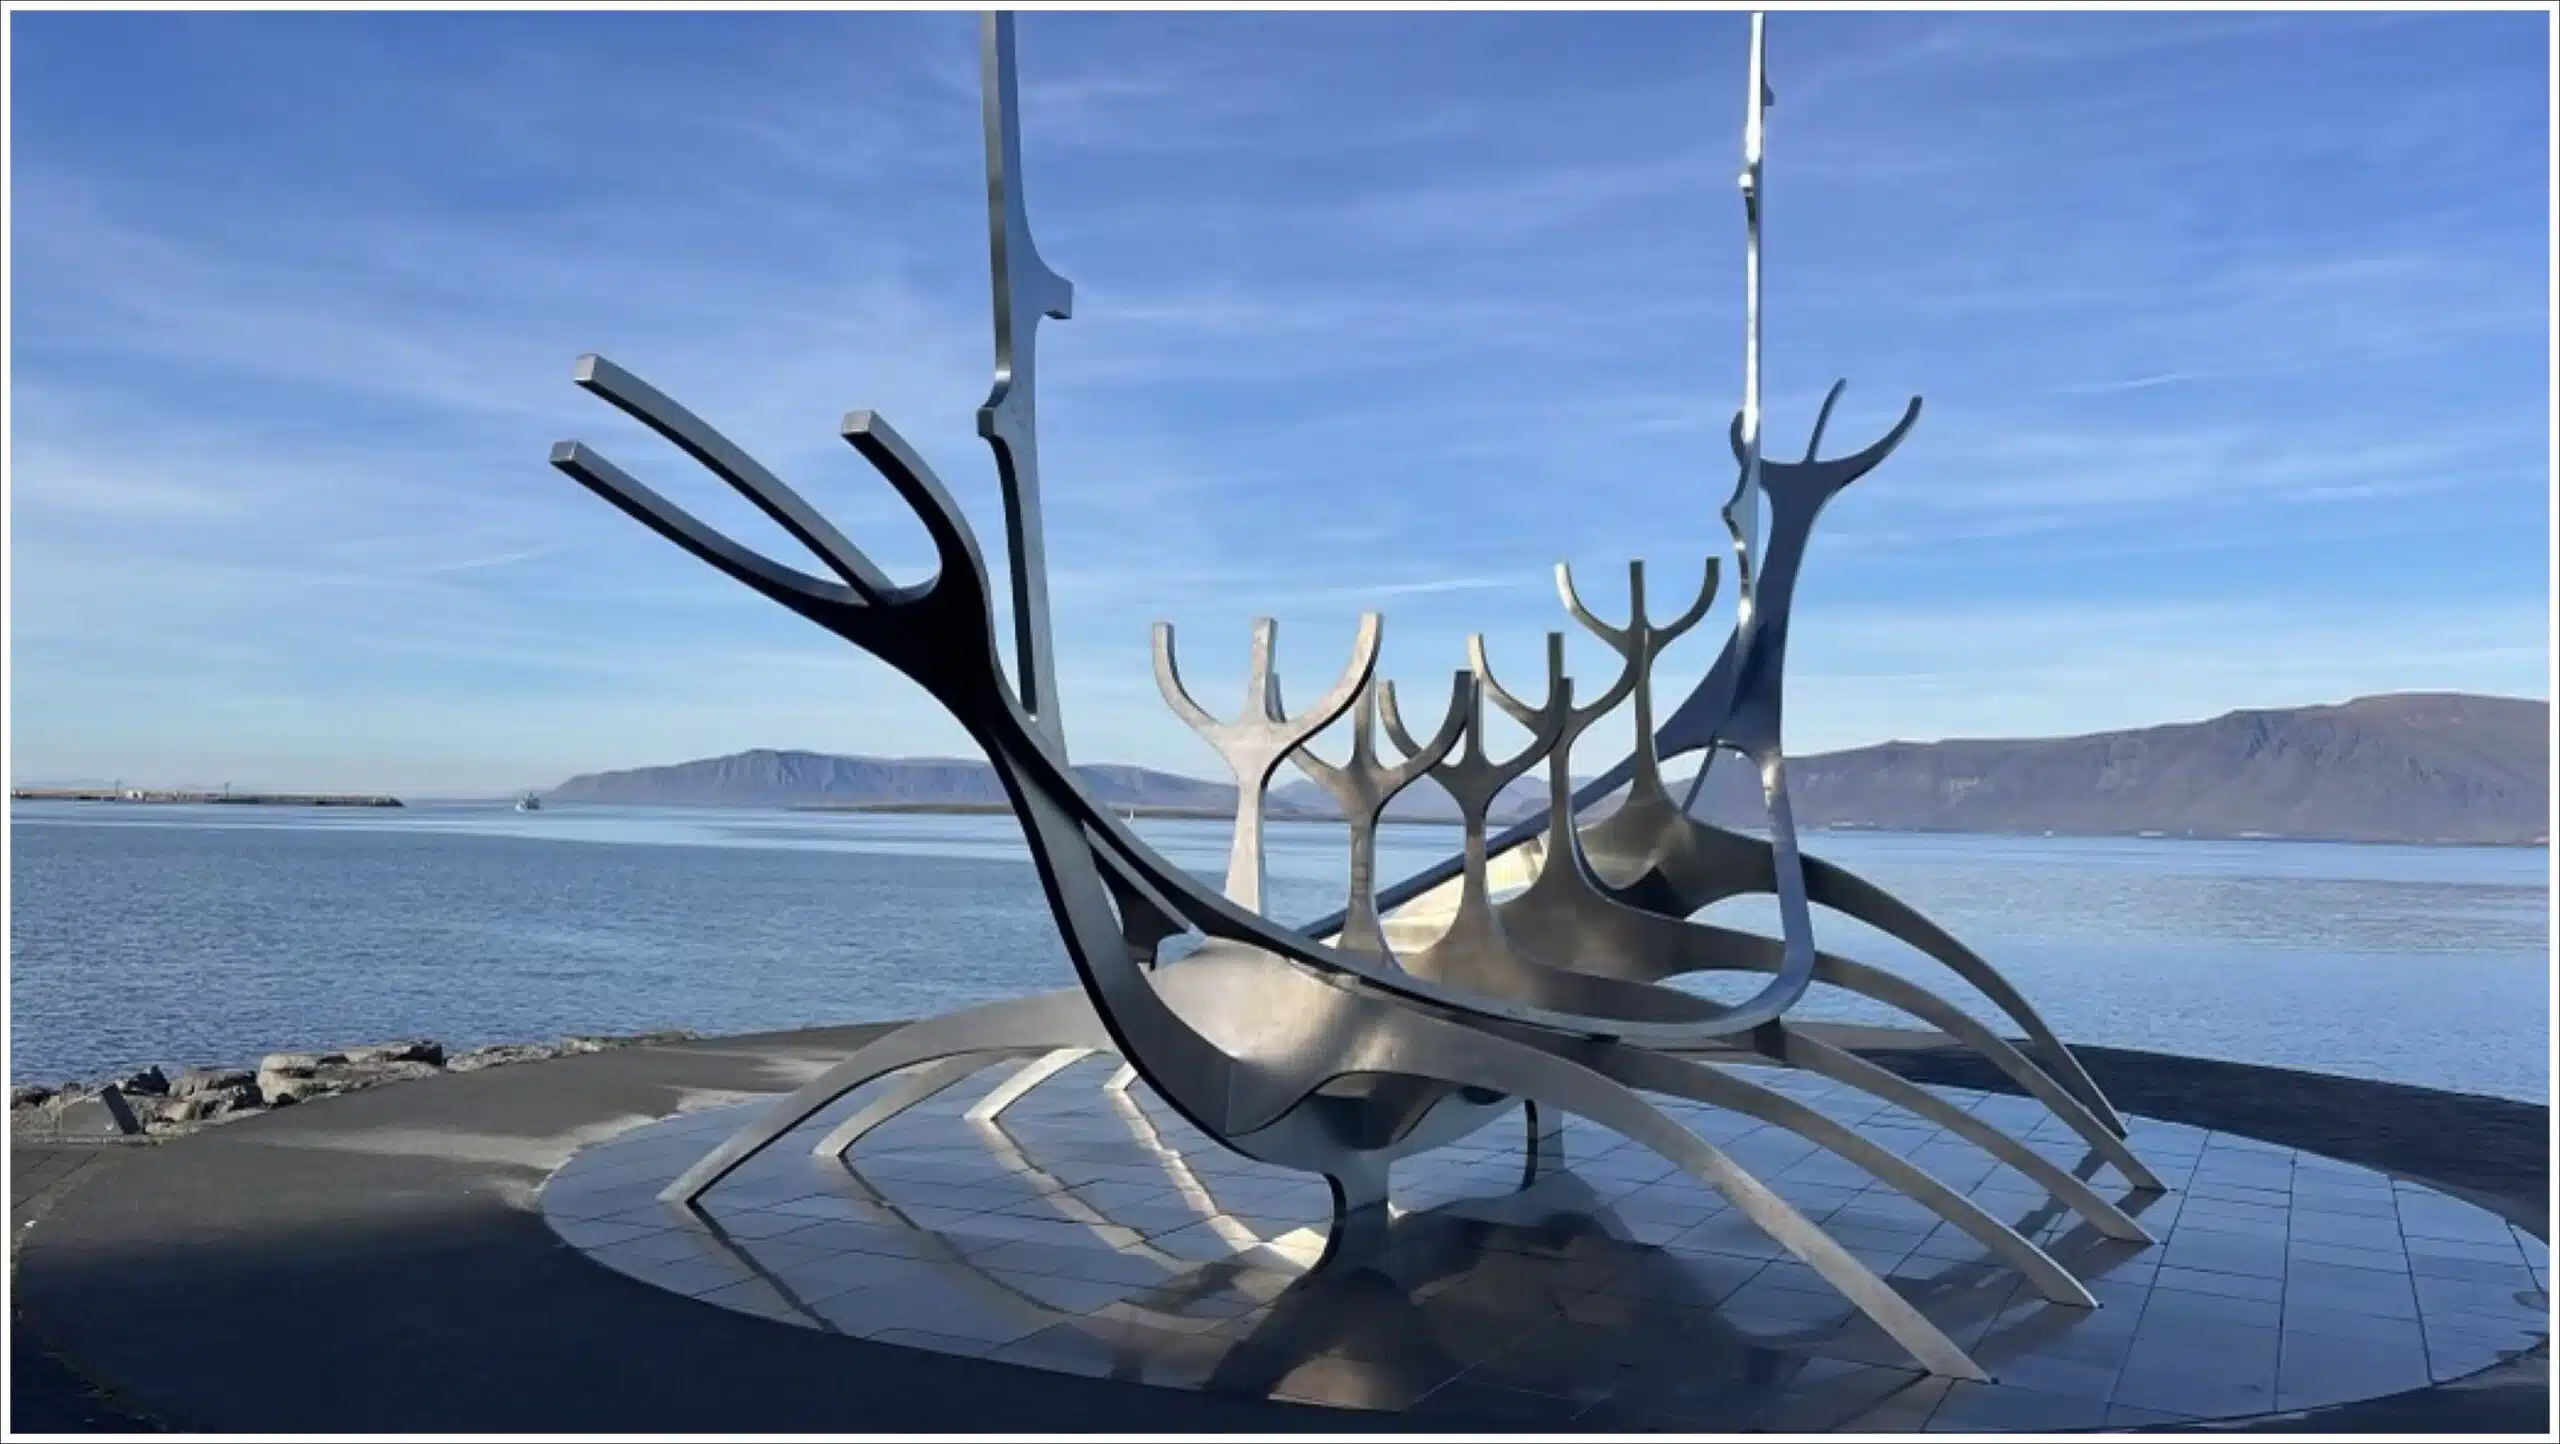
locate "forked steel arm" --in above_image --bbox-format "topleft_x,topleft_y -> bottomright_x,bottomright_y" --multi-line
1299,386 -> 2123,1132
1377,636 -> 1567,966
1156,615 -> 1378,912
555,354 -> 2012,1374
1432,643 -> 2143,1263
1291,675 -> 1470,957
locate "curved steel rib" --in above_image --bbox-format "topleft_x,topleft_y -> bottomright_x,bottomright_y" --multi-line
815,1051 -> 1030,1158
663,938 -> 2005,1372
1582,1045 -> 2097,1305
1361,642 -> 2111,1298
1703,1030 -> 2151,1241
1660,927 -> 2159,1192
557,354 -> 2013,1375
538,15 -> 2161,1382
1457,643 -> 2142,1256
1605,826 -> 2131,1139
1304,385 -> 2125,1136
1486,647 -> 2155,1222
557,388 -> 1706,1051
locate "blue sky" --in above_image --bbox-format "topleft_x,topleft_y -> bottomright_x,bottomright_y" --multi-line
9,8 -> 2551,796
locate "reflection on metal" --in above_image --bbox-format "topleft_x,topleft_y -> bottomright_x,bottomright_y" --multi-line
1325,393 -> 2122,1136
1307,401 -> 2119,1140
963,1046 -> 1090,1123
1388,641 -> 2125,1287
545,10 -> 2153,1382
1657,934 -> 2162,1192
1291,675 -> 1469,958
657,1087 -> 2085,1400
1157,615 -> 1377,913
814,1052 -> 1019,1159
1480,639 -> 2151,1245
978,10 -> 1075,749
816,1098 -> 1301,1333
1377,640 -> 1580,1001
1734,8 -> 1771,613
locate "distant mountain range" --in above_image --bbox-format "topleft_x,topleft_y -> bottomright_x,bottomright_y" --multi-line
544,692 -> 2550,846
546,749 -> 1256,816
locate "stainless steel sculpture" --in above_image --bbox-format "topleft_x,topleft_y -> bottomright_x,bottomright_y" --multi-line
543,10 -> 2155,1382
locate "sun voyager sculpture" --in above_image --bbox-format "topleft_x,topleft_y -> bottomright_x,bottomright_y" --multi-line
545,11 -> 2160,1381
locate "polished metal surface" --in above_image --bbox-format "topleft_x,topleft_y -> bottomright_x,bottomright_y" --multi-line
1289,676 -> 1469,958
977,11 -> 1075,749
1329,389 -> 2125,1139
1735,9 -> 1771,601
1477,640 -> 2149,1248
1376,638 -> 1577,1004
1156,615 -> 1377,914
1388,640 -> 2120,1301
1304,398 -> 2118,1133
541,9 -> 2167,1383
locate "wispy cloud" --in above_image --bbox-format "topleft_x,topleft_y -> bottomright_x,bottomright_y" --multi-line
9,9 -> 2547,794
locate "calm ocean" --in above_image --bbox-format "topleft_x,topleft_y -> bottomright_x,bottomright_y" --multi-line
7,801 -> 2550,1102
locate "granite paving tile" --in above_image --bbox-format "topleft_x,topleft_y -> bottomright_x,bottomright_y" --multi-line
2277,1329 -> 2434,1411
1923,1378 -> 2111,1431
2159,1226 -> 2289,1279
2153,1263 -> 2287,1302
2280,1302 -> 2426,1348
2140,1283 -> 2284,1329
1407,1377 -> 1589,1427
2287,1238 -> 2408,1273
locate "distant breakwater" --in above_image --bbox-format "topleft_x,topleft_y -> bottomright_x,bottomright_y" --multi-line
789,799 -> 1423,823
10,1030 -> 698,1141
11,788 -> 403,808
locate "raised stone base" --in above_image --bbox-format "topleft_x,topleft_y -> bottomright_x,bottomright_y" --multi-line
543,1056 -> 2549,1430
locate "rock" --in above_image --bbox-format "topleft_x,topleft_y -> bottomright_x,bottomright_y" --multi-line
343,1040 -> 445,1068
145,1084 -> 262,1127
173,1066 -> 256,1097
565,1030 -> 696,1051
255,1052 -> 442,1108
27,1032 -> 643,1128
112,1065 -> 170,1097
170,1080 -> 259,1115
448,1043 -> 557,1073
52,1085 -> 142,1138
257,1071 -> 342,1105
138,1093 -> 206,1125
257,1050 -> 351,1101
349,1060 -> 441,1089
257,1052 -> 344,1078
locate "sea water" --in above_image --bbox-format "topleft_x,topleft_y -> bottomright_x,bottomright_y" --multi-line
7,801 -> 2549,1101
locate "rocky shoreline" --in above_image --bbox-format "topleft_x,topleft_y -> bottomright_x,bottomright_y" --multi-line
9,1030 -> 701,1142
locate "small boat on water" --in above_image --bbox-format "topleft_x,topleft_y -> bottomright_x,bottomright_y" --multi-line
515,794 -> 543,812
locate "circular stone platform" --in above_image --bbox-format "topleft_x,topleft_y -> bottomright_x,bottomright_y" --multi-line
542,1055 -> 2550,1432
